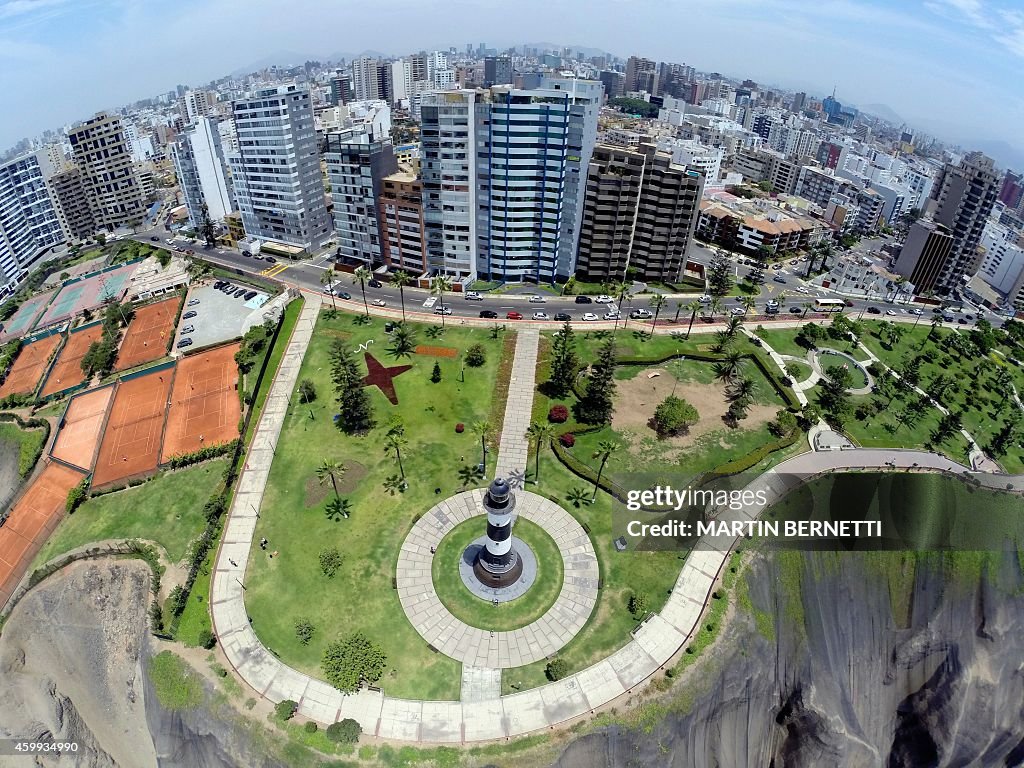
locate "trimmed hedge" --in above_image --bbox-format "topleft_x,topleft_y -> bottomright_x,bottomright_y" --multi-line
163,439 -> 240,469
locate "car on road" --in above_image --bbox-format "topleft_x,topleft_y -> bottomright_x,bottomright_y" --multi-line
574,295 -> 593,304
797,286 -> 810,294
867,306 -> 882,314
479,310 -> 498,319
264,256 -> 276,263
630,308 -> 653,319
372,299 -> 386,307
554,312 -> 571,321
532,311 -> 549,320
506,311 -> 523,320
731,307 -> 746,316
958,318 -> 968,324
844,300 -> 855,307
244,291 -> 257,301
910,308 -> 924,315
965,314 -> 974,321
595,295 -> 614,303
433,305 -> 452,315
698,294 -> 712,303
187,298 -> 200,307
603,311 -> 620,320
176,338 -> 193,349
368,279 -> 382,288
150,236 -> 159,242
581,312 -> 599,321
336,291 -> 352,300
529,295 -> 546,303
772,263 -> 783,270
464,291 -> 483,301
181,325 -> 195,334
182,310 -> 197,320
773,275 -> 787,284
789,306 -> 803,314
886,309 -> 898,316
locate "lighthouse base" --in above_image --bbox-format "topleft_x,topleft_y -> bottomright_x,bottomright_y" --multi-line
458,536 -> 537,603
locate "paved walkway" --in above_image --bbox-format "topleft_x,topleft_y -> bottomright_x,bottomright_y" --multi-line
495,329 -> 539,486
395,488 -> 599,668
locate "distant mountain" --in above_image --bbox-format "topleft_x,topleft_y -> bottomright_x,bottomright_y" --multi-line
971,139 -> 1024,173
324,50 -> 390,64
229,51 -> 309,75
859,103 -> 905,126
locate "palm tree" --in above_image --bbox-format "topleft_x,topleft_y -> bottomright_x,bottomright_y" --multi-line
591,440 -> 620,502
802,302 -> 813,319
740,295 -> 757,316
613,281 -> 633,334
648,294 -> 668,338
566,486 -> 591,508
325,496 -> 351,520
729,376 -> 756,402
388,323 -> 417,359
725,315 -> 744,339
891,276 -> 908,305
320,269 -> 337,310
390,270 -> 412,322
716,350 -> 745,382
316,459 -> 347,500
471,420 -> 491,471
384,433 -> 408,484
431,274 -> 453,328
525,422 -> 555,483
683,300 -> 701,339
353,265 -> 372,317
708,297 -> 723,322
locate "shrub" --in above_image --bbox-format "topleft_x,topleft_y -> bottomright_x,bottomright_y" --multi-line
319,547 -> 343,578
652,394 -> 699,437
321,633 -> 387,693
545,658 -> 569,681
168,585 -> 188,617
628,592 -> 649,617
298,378 -> 317,403
768,409 -> 798,438
149,601 -> 164,632
198,629 -> 217,649
65,479 -> 89,514
295,617 -> 315,645
275,699 -> 298,721
455,422 -> 465,433
303,720 -> 318,734
464,343 -> 486,367
325,718 -> 362,744
548,404 -> 569,423
559,433 -> 575,448
430,361 -> 442,383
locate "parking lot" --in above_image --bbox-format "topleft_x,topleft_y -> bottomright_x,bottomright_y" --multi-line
173,281 -> 271,351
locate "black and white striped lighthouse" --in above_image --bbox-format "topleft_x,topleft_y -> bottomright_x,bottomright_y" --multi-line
473,477 -> 524,588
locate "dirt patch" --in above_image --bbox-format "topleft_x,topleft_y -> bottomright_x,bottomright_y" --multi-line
303,461 -> 367,506
611,368 -> 776,462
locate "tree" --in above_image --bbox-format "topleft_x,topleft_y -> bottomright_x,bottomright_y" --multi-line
321,633 -> 387,693
329,341 -> 374,433
431,274 -> 453,328
317,459 -> 347,500
648,294 -> 668,337
294,618 -> 316,645
326,496 -> 352,520
613,281 -> 633,334
298,378 -> 317,404
714,350 -> 745,383
707,252 -> 733,297
352,265 -> 372,317
319,547 -> 344,577
320,269 -> 337,310
931,410 -> 962,445
388,323 -> 417,359
579,338 -> 617,424
525,422 -> 555,483
728,376 -> 756,403
548,321 -> 579,396
186,257 -> 212,282
769,408 -> 798,437
325,719 -> 362,744
199,203 -> 217,248
430,361 -> 442,383
651,394 -> 699,436
740,295 -> 757,315
628,593 -> 650,617
384,432 -> 408,483
389,270 -> 412,322
591,439 -> 620,502
545,658 -> 569,681
682,300 -> 701,339
471,420 -> 491,471
817,365 -> 854,425
275,700 -> 298,720
566,486 -> 591,508
464,343 -> 486,367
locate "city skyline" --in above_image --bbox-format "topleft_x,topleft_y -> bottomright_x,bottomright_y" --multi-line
0,0 -> 1022,166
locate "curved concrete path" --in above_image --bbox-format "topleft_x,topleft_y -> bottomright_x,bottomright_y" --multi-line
396,488 -> 599,668
212,292 -> 1024,743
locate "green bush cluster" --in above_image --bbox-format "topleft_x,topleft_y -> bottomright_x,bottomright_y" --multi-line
163,439 -> 239,469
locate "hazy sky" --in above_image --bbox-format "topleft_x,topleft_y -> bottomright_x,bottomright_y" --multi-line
1,0 -> 1021,163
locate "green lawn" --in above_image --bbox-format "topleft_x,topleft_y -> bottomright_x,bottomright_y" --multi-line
755,327 -> 813,359
244,310 -> 511,700
784,359 -> 813,383
0,422 -> 46,477
432,517 -> 562,631
33,460 -> 226,567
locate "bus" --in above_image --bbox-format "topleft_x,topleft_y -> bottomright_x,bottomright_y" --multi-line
813,298 -> 846,313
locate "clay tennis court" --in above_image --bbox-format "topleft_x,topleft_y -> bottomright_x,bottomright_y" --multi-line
39,323 -> 105,397
50,385 -> 115,470
0,462 -> 85,607
0,334 -> 63,399
115,295 -> 182,371
92,369 -> 173,488
161,343 -> 241,461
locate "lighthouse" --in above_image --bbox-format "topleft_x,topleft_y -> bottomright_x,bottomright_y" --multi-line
473,477 -> 524,588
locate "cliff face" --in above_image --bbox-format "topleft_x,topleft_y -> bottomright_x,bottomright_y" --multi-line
553,550 -> 1024,768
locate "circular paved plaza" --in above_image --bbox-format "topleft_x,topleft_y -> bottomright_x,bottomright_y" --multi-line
396,488 -> 599,669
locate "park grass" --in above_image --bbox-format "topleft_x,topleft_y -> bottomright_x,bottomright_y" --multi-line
147,650 -> 204,710
432,517 -> 562,632
244,309 -> 512,700
33,460 -> 226,567
783,359 -> 813,383
0,422 -> 47,477
754,327 -> 814,359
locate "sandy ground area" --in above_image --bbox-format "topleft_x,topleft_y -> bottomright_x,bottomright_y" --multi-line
611,368 -> 776,461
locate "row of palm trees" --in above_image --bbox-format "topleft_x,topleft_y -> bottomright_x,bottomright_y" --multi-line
320,265 -> 455,326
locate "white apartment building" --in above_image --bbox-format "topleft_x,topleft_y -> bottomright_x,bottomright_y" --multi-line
0,151 -> 66,295
656,138 -> 723,182
170,116 -> 235,226
978,219 -> 1024,299
178,90 -> 213,122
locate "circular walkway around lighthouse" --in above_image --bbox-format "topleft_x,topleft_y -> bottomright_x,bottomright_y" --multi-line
396,488 -> 599,669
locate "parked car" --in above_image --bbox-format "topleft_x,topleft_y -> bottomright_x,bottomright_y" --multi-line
368,279 -> 382,288
182,310 -> 197,320
554,312 -> 571,321
595,294 -> 614,303
773,276 -> 787,284
731,307 -> 746,316
506,311 -> 523,320
886,309 -> 898,316
176,338 -> 193,349
910,308 -> 924,315
187,298 -> 200,307
581,312 -> 599,321
372,299 -> 386,307
464,291 -> 483,301
244,291 -> 257,301
958,318 -> 968,324
234,288 -> 247,298
574,295 -> 593,304
789,306 -> 803,314
532,311 -> 549,320
213,281 -> 225,289
867,306 -> 882,314
529,295 -> 546,303
181,325 -> 195,334
479,310 -> 498,319
630,308 -> 653,319
603,311 -> 620,320
433,305 -> 452,315
772,263 -> 783,270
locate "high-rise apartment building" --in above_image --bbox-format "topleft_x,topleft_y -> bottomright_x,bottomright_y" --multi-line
321,127 -> 399,265
170,116 -> 235,227
624,56 -> 658,94
67,112 -> 146,231
378,171 -> 426,273
47,168 -> 95,241
352,57 -> 385,101
926,151 -> 999,292
0,151 -> 66,296
576,142 -> 704,282
330,73 -> 353,106
598,70 -> 625,100
999,170 -> 1023,211
894,219 -> 954,293
177,90 -> 213,123
228,84 -> 332,252
483,56 -> 513,87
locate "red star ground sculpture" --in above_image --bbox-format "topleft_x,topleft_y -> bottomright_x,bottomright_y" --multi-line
361,351 -> 412,405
